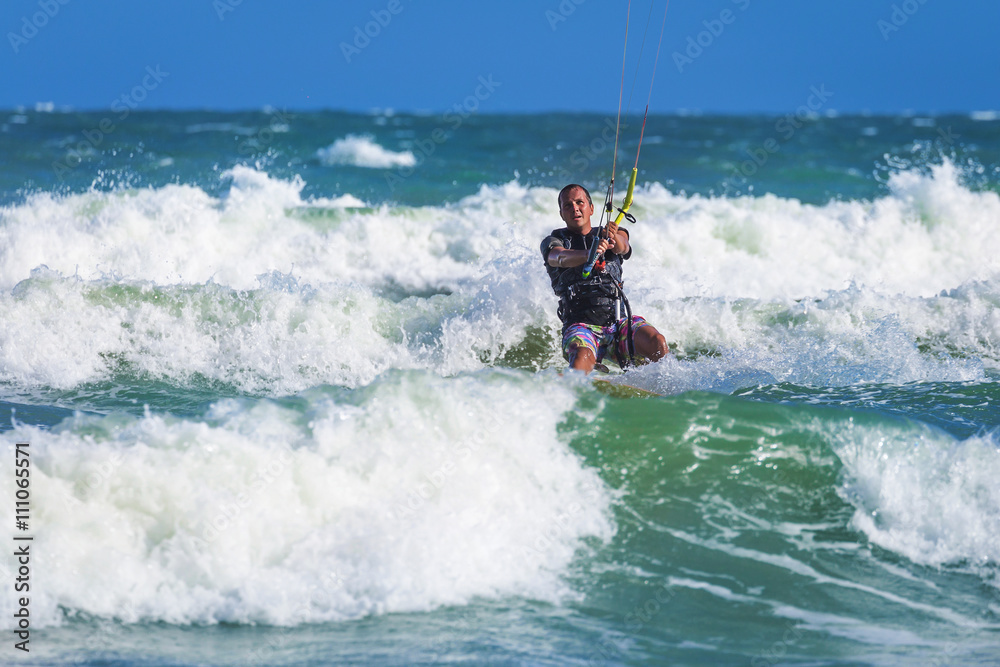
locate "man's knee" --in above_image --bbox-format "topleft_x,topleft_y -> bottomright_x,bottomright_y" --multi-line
570,346 -> 597,371
648,333 -> 668,361
639,328 -> 668,362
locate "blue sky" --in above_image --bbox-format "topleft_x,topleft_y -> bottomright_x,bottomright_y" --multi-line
3,0 -> 998,115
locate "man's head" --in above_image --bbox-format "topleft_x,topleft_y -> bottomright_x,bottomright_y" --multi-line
558,184 -> 594,233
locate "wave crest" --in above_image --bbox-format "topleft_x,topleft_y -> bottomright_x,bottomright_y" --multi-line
316,134 -> 416,169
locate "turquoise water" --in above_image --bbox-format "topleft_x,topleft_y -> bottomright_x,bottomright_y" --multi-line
1,109 -> 1000,665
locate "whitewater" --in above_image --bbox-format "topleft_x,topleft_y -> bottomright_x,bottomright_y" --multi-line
1,109 -> 999,665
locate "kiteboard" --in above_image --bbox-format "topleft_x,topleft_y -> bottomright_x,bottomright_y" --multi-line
592,377 -> 660,398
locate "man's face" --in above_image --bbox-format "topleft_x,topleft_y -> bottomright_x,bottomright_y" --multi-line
559,187 -> 594,232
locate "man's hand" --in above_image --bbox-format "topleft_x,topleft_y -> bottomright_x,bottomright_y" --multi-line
602,222 -> 627,254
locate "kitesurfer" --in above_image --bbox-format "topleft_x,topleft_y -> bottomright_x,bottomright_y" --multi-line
541,183 -> 668,373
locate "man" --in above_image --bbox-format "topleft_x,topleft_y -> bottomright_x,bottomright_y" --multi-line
541,183 -> 668,373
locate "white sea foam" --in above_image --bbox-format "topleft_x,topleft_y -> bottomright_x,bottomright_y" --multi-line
831,419 -> 1000,572
614,281 -> 989,395
0,161 -> 998,393
316,134 -> 416,168
3,161 -> 994,299
627,159 -> 1000,302
324,193 -> 368,208
0,371 -> 614,627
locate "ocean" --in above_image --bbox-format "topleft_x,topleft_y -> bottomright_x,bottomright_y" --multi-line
1,107 -> 1000,666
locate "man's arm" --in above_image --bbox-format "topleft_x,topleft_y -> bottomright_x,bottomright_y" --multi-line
547,239 -> 613,268
547,230 -> 629,268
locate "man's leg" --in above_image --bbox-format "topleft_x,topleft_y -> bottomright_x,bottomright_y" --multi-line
569,346 -> 598,373
563,323 -> 602,374
632,323 -> 669,362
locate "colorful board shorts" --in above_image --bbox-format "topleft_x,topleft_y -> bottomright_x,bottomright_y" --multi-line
562,316 -> 651,365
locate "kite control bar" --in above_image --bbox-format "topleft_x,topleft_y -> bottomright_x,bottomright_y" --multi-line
582,167 -> 637,279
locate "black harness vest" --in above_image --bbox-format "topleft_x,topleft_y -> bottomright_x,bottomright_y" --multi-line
541,228 -> 629,329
